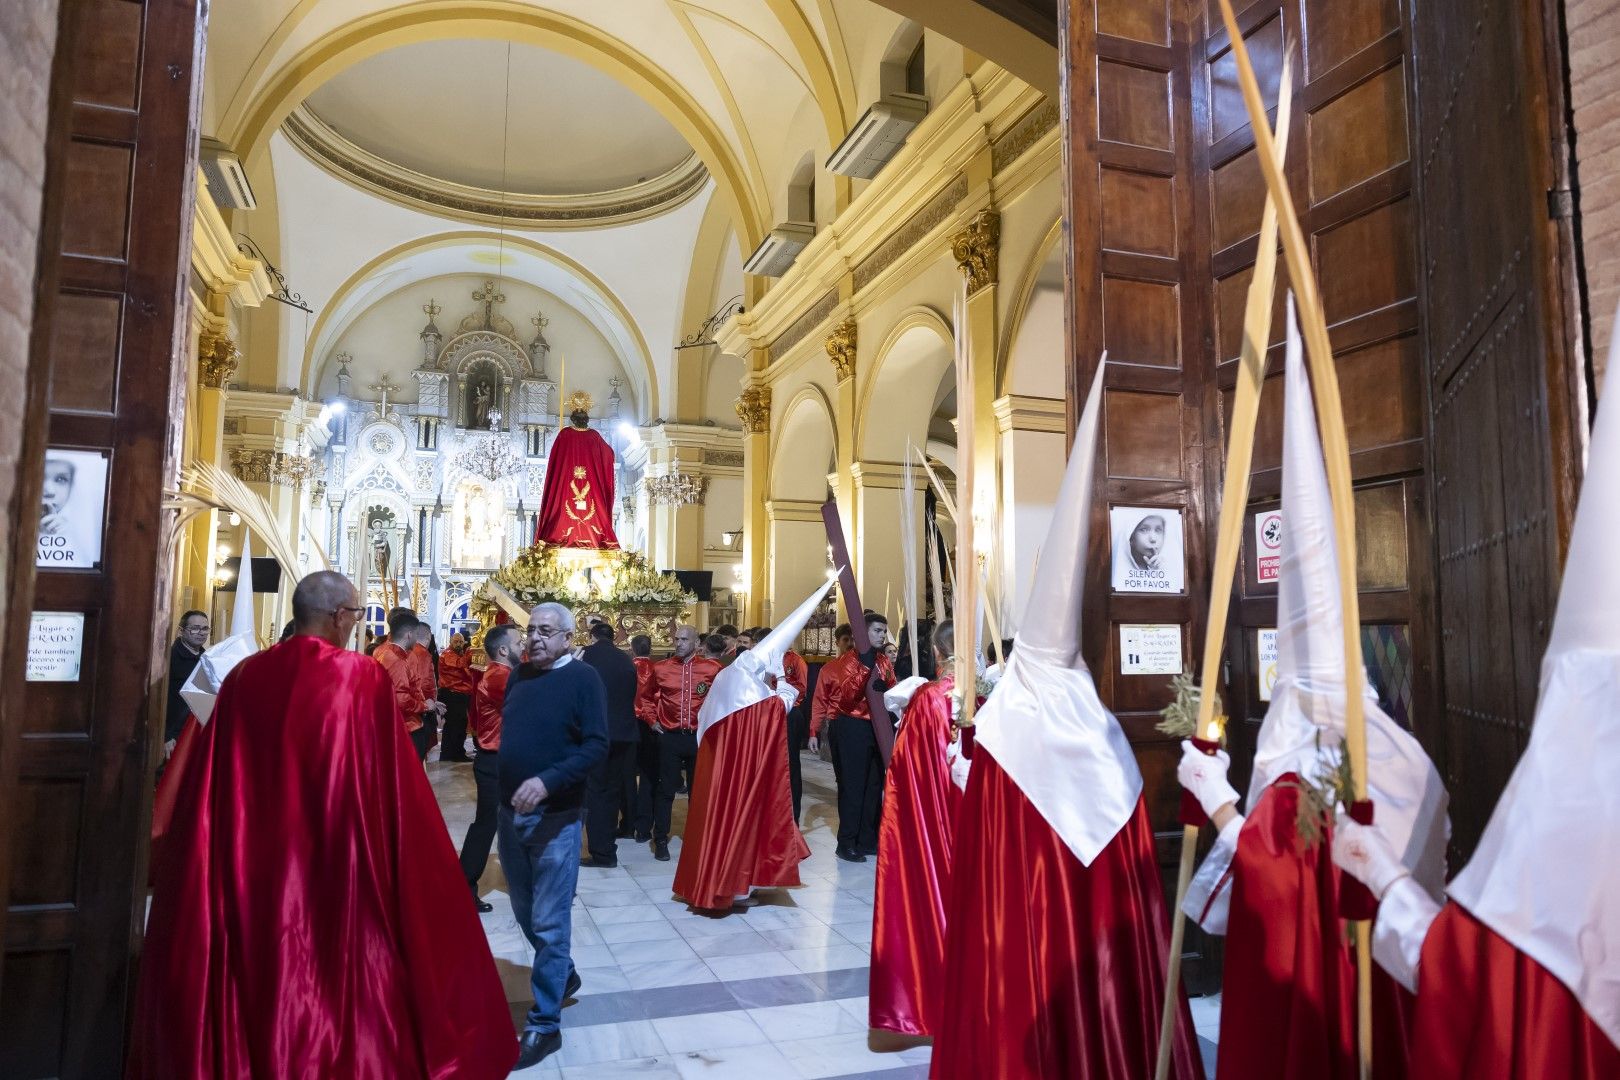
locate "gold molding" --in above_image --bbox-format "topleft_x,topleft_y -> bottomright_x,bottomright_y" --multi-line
199,329 -> 241,390
735,385 -> 771,434
951,210 -> 1002,295
991,101 -> 1059,175
282,105 -> 710,229
825,319 -> 857,383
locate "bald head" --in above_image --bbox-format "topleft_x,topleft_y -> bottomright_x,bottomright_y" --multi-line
292,571 -> 361,647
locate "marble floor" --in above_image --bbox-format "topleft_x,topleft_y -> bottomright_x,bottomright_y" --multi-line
427,747 -> 1221,1078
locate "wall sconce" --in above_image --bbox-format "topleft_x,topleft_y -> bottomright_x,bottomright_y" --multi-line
722,528 -> 742,548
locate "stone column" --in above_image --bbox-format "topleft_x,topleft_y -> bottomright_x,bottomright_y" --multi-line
994,393 -> 1066,633
949,207 -> 1001,645
735,368 -> 771,625
765,498 -> 827,625
180,318 -> 237,616
825,317 -> 858,620
850,460 -> 925,627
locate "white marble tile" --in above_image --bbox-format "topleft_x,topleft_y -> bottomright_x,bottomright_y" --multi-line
599,919 -> 683,944
570,923 -> 606,948
560,1057 -> 681,1079
685,930 -> 777,960
1190,992 -> 1222,1041
739,906 -> 825,931
569,943 -> 615,969
669,1041 -> 796,1080
555,1020 -> 667,1068
703,951 -> 799,983
673,915 -> 761,939
509,1053 -> 563,1077
652,1009 -> 771,1054
829,918 -> 874,944
780,945 -> 871,975
775,1030 -> 914,1078
755,925 -> 852,951
592,903 -> 670,927
578,888 -> 660,909
833,996 -> 869,1025
746,1000 -> 867,1043
571,965 -> 632,995
608,937 -> 699,965
620,958 -> 715,990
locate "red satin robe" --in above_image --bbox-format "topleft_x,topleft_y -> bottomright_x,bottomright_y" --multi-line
535,423 -> 619,548
933,747 -> 1205,1080
1406,905 -> 1620,1077
131,636 -> 516,1079
1217,775 -> 1412,1079
672,695 -> 810,911
870,675 -> 959,1036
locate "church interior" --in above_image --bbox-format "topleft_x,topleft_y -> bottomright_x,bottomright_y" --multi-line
0,0 -> 1614,1076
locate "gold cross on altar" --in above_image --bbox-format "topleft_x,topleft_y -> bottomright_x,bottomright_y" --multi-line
473,280 -> 505,328
369,373 -> 402,411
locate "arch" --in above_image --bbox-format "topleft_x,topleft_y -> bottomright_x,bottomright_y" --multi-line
998,215 -> 1065,399
223,3 -> 767,255
301,231 -> 658,418
769,385 -> 838,501
858,306 -> 956,462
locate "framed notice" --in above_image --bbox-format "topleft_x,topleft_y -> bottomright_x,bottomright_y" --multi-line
1110,506 -> 1185,594
1257,627 -> 1279,702
27,612 -> 86,682
1119,623 -> 1183,676
1255,509 -> 1283,584
36,448 -> 109,569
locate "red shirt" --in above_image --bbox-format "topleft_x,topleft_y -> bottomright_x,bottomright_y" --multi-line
633,656 -> 655,725
438,647 -> 476,695
814,649 -> 896,733
409,644 -> 436,701
374,642 -> 428,731
637,655 -> 722,732
470,662 -> 509,751
781,650 -> 809,699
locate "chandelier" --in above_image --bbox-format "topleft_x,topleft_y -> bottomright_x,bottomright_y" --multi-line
455,434 -> 525,481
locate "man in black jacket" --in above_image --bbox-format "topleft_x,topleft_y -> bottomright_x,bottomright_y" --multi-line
163,610 -> 209,760
580,621 -> 641,868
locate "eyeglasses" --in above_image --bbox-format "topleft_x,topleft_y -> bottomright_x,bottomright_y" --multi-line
529,626 -> 568,639
183,624 -> 209,633
333,606 -> 365,616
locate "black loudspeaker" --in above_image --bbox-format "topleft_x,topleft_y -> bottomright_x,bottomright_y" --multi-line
670,569 -> 714,602
217,556 -> 283,593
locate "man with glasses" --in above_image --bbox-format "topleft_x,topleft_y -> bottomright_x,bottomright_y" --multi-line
498,603 -> 609,1070
133,571 -> 516,1078
163,611 -> 209,760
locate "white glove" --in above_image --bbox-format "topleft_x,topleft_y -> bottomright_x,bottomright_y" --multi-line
774,682 -> 800,711
1331,810 -> 1410,900
1177,740 -> 1240,818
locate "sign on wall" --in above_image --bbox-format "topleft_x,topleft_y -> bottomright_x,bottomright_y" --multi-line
1255,509 -> 1283,584
1119,623 -> 1183,676
36,448 -> 108,569
1257,627 -> 1279,702
1110,506 -> 1185,594
27,612 -> 86,682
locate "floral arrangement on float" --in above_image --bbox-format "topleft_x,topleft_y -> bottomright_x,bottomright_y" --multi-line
469,545 -> 696,649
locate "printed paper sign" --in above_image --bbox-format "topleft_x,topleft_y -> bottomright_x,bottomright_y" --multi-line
1257,627 -> 1279,702
1110,507 -> 1186,594
36,448 -> 108,569
27,611 -> 85,682
1119,623 -> 1183,676
1255,510 -> 1283,584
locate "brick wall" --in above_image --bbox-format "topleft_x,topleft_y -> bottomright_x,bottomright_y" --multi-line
0,0 -> 60,643
1569,0 -> 1620,392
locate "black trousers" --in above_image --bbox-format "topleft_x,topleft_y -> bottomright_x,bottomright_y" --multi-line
585,739 -> 636,861
830,714 -> 883,851
787,704 -> 809,823
438,689 -> 471,760
652,728 -> 699,842
634,725 -> 661,835
459,750 -> 500,889
409,721 -> 433,762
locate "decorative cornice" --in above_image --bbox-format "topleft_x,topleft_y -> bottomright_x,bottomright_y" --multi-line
198,328 -> 240,389
645,472 -> 708,507
770,289 -> 839,363
229,448 -> 276,484
991,101 -> 1059,175
283,105 -> 709,229
229,447 -> 319,488
852,175 -> 968,294
704,449 -> 745,468
951,210 -> 1002,294
735,385 -> 771,435
825,320 -> 857,383
992,393 -> 1067,434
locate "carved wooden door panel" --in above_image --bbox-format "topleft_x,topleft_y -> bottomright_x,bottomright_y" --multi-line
0,1 -> 203,1075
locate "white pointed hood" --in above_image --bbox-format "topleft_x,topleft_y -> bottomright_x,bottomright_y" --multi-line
696,577 -> 834,743
1251,300 -> 1449,896
1449,301 -> 1620,1049
180,532 -> 264,725
974,359 -> 1143,866
231,531 -> 256,640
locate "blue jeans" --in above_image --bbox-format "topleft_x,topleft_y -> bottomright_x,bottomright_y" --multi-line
496,804 -> 582,1035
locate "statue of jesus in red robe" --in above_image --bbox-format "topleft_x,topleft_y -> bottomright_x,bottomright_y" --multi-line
536,405 -> 619,549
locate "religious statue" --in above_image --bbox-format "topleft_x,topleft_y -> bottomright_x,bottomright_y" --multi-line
370,526 -> 392,580
535,392 -> 620,549
471,381 -> 493,430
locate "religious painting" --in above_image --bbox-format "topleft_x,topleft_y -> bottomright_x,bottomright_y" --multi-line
36,448 -> 108,569
1109,505 -> 1185,594
462,360 -> 504,431
452,479 -> 504,569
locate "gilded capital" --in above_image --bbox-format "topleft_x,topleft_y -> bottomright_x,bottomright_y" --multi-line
825,319 -> 857,383
198,328 -> 240,390
950,209 -> 1001,294
229,447 -> 276,483
735,385 -> 771,434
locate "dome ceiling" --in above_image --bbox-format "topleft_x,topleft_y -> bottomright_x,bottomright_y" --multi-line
302,39 -> 695,197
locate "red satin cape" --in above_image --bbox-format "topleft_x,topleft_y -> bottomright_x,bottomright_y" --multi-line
131,636 -> 516,1079
673,697 -> 809,911
932,747 -> 1205,1080
1407,903 -> 1620,1077
1218,775 -> 1411,1079
870,677 -> 960,1036
534,424 -> 620,548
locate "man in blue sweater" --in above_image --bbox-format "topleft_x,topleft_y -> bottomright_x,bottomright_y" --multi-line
497,602 -> 609,1070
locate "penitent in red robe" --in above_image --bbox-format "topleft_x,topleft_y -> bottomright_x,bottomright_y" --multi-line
1405,905 -> 1620,1077
932,748 -> 1205,1080
1217,776 -> 1412,1080
673,696 -> 809,911
131,635 -> 516,1079
535,423 -> 619,548
870,675 -> 960,1036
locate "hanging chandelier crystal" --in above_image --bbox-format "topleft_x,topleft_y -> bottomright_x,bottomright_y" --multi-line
456,434 -> 524,481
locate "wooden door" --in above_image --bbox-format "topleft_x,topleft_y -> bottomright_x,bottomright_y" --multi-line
0,0 -> 204,1075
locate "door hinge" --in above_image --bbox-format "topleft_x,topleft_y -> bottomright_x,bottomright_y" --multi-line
1548,187 -> 1575,220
